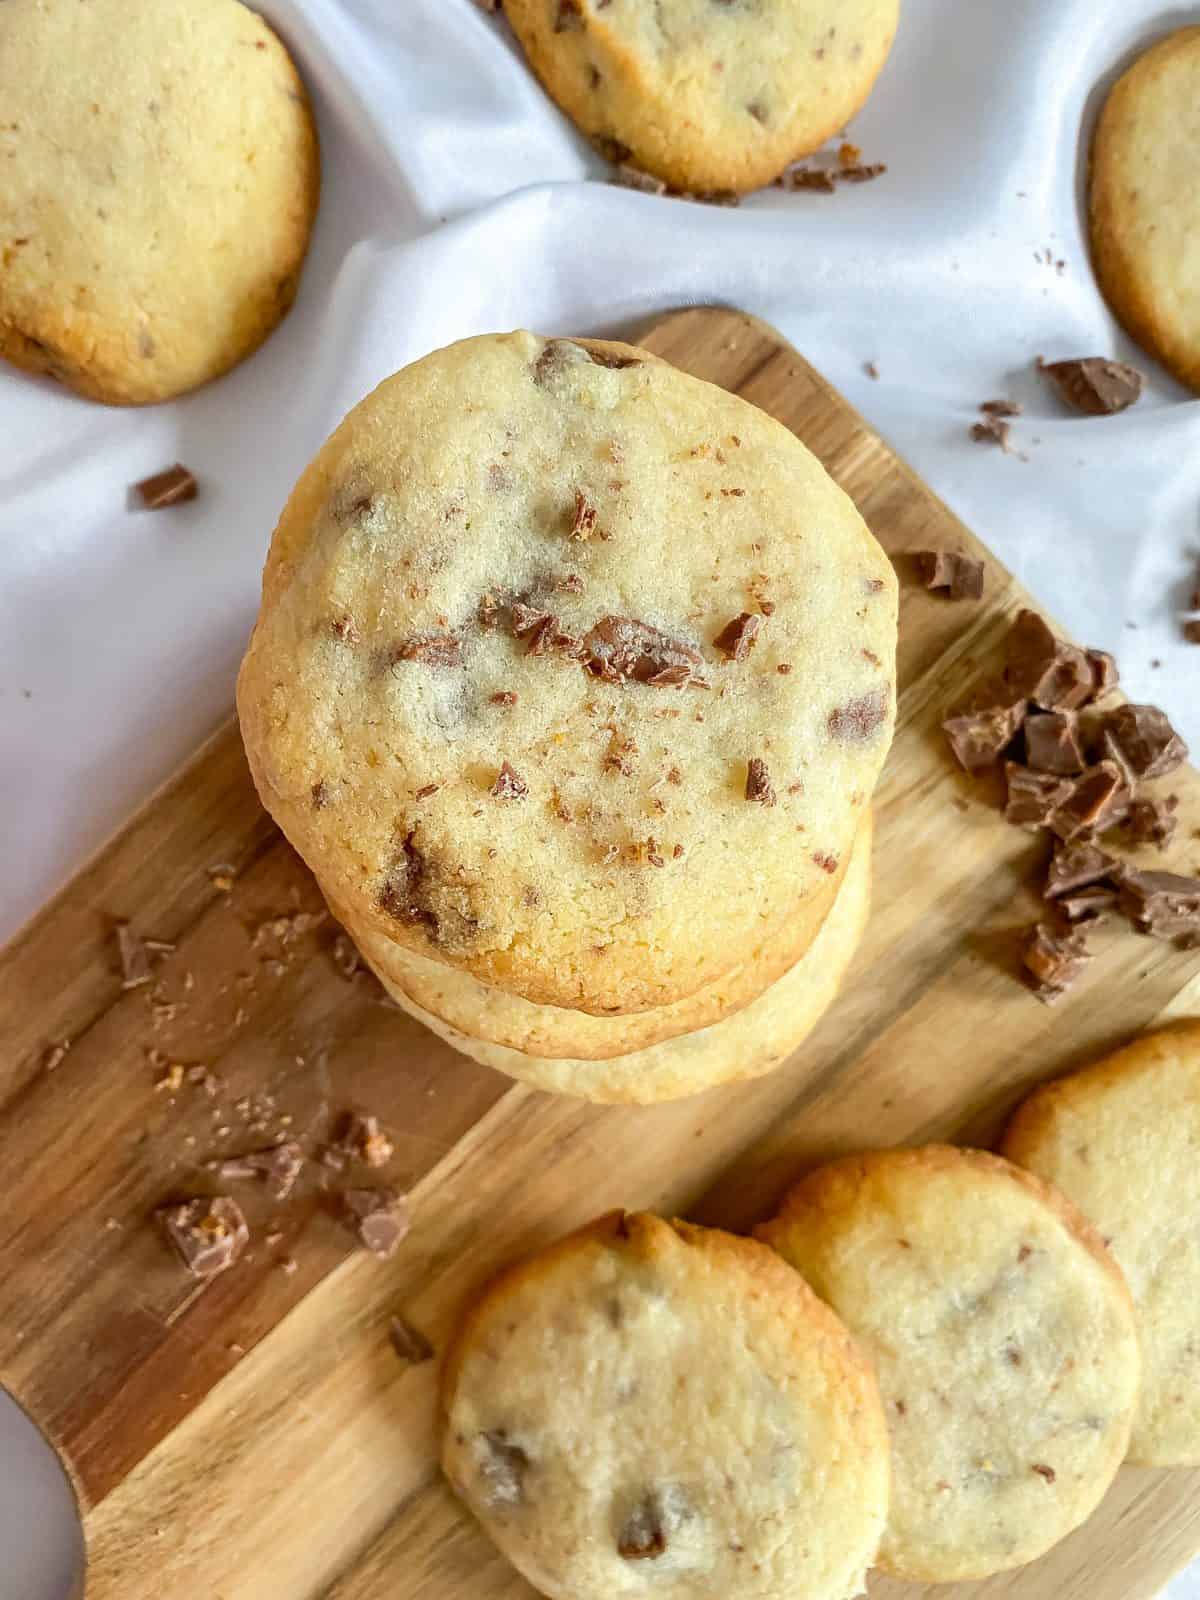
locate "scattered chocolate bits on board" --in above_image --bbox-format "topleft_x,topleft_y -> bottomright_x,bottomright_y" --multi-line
159,1196 -> 249,1278
208,1140 -> 305,1201
389,1315 -> 435,1366
1037,357 -> 1144,417
914,550 -> 984,601
134,463 -> 198,509
115,922 -> 154,989
343,1189 -> 410,1258
970,414 -> 1012,450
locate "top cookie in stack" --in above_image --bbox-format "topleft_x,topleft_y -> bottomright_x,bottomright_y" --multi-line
237,331 -> 896,1058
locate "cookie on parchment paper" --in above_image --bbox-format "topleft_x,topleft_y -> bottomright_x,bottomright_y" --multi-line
501,0 -> 900,195
237,330 -> 897,1017
759,1146 -> 1140,1582
1090,27 -> 1200,393
441,1209 -> 891,1600
1003,1020 -> 1200,1466
0,0 -> 319,406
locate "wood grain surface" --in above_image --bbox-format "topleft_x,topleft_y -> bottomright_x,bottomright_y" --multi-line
2,308 -> 1198,1600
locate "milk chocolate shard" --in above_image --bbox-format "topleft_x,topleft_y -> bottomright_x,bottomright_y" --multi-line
159,1196 -> 249,1278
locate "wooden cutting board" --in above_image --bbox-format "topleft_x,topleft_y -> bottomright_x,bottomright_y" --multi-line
3,307 -> 1199,1600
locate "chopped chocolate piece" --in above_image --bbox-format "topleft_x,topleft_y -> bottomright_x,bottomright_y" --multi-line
942,701 -> 1026,773
713,612 -> 762,659
1004,763 -> 1073,830
1024,711 -> 1085,775
1003,610 -> 1093,710
864,361 -> 880,380
339,1112 -> 394,1169
1183,620 -> 1200,645
609,164 -> 668,196
980,399 -> 1022,418
583,616 -> 705,686
1049,760 -> 1130,843
914,550 -> 985,601
1022,923 -> 1091,1003
491,761 -> 528,799
211,1141 -> 305,1200
159,1196 -> 249,1278
1058,886 -> 1119,922
115,922 -> 153,989
827,688 -> 889,742
1045,841 -> 1120,899
971,415 -> 1011,449
745,757 -> 777,806
490,691 -> 518,707
838,141 -> 862,167
389,1315 -> 434,1366
1099,704 -> 1188,780
1085,649 -> 1119,699
479,1431 -> 529,1505
1123,795 -> 1179,849
618,1496 -> 668,1561
343,1188 -> 410,1258
1039,357 -> 1144,416
679,188 -> 740,207
392,634 -> 463,669
1118,869 -> 1200,947
571,491 -> 599,540
135,463 -> 197,509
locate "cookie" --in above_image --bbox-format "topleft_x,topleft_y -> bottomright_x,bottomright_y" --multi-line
238,331 -> 896,1016
441,1210 -> 891,1600
759,1146 -> 1140,1582
1090,27 -> 1200,393
1002,1022 -> 1200,1465
0,0 -> 319,404
501,0 -> 900,195
336,812 -> 870,1063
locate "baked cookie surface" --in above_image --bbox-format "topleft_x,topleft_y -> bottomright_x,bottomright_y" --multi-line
759,1146 -> 1140,1582
237,331 -> 897,1016
1003,1021 -> 1200,1465
0,0 -> 319,404
1090,27 -> 1200,393
502,0 -> 900,194
441,1210 -> 890,1600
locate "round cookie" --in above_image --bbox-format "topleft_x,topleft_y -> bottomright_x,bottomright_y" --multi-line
501,0 -> 900,195
441,1210 -> 891,1600
1002,1021 -> 1200,1466
336,813 -> 870,1062
0,0 -> 319,404
373,810 -> 869,1101
758,1146 -> 1140,1583
237,330 -> 897,1016
1090,27 -> 1200,393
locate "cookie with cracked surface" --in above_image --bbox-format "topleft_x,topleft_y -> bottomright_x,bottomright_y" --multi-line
342,811 -> 870,1100
1090,27 -> 1200,393
1002,1021 -> 1200,1465
0,0 -> 319,404
441,1210 -> 890,1600
237,330 -> 897,1015
758,1146 -> 1140,1582
502,0 -> 900,195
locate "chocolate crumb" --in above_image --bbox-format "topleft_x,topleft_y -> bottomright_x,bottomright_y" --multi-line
331,614 -> 360,644
389,1315 -> 434,1366
864,361 -> 880,380
1039,357 -> 1143,416
812,851 -> 838,873
210,1140 -> 305,1200
115,922 -> 153,989
1022,923 -> 1091,1003
980,399 -> 1022,418
391,634 -> 463,669
1118,869 -> 1200,947
159,1196 -> 249,1278
511,601 -> 553,638
619,1495 -> 669,1561
556,573 -> 586,594
714,612 -> 762,660
776,166 -> 836,192
490,691 -> 518,706
571,491 -> 599,540
914,550 -> 985,601
414,783 -> 440,800
745,757 -> 776,806
343,1189 -> 409,1258
943,702 -> 1026,772
971,415 -> 1011,449
135,463 -> 197,509
491,761 -> 528,800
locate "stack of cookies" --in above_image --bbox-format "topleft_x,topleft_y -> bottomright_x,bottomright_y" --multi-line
238,330 -> 897,1103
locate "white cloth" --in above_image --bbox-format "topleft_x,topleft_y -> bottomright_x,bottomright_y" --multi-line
0,1 -> 1197,1595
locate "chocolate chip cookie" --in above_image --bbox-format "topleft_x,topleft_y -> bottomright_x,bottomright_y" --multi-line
0,0 -> 319,405
502,0 -> 900,194
237,331 -> 897,1016
442,1210 -> 890,1600
759,1146 -> 1140,1582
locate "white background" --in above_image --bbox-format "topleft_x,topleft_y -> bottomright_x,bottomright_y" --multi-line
0,0 -> 1197,1594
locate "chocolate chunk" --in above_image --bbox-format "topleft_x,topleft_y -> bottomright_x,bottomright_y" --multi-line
1039,358 -> 1144,416
490,691 -> 518,707
1024,711 -> 1085,775
583,616 -> 705,687
1050,760 -> 1130,843
970,415 -> 1011,448
618,1496 -> 668,1561
914,550 -> 985,601
337,1112 -> 394,1168
713,612 -> 762,659
389,1315 -> 434,1366
571,491 -> 600,540
1183,620 -> 1200,645
211,1140 -> 305,1200
1003,610 -> 1094,710
1058,886 -> 1119,922
479,1432 -> 529,1505
980,399 -> 1022,418
159,1196 -> 249,1278
1031,1463 -> 1058,1483
378,833 -> 438,933
1004,762 -> 1073,830
135,463 -> 197,509
942,701 -> 1026,772
812,850 -> 839,873
343,1188 -> 409,1258
491,761 -> 528,799
1118,869 -> 1200,947
1022,923 -> 1091,1003
827,688 -> 889,742
745,757 -> 777,806
838,162 -> 887,183
392,634 -> 463,669
1099,704 -> 1187,780
114,921 -> 153,988
1123,795 -> 1179,848
1085,649 -> 1119,699
1045,842 -> 1120,898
